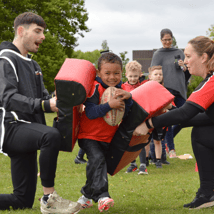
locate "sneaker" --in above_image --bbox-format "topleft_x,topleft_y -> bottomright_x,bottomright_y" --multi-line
138,165 -> 148,175
155,160 -> 162,168
150,159 -> 156,165
40,191 -> 81,214
183,192 -> 214,209
77,195 -> 93,209
126,163 -> 138,173
161,159 -> 170,165
169,150 -> 177,158
74,156 -> 87,164
98,197 -> 114,212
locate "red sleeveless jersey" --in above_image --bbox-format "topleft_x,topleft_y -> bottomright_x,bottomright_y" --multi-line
78,81 -> 119,143
122,80 -> 148,92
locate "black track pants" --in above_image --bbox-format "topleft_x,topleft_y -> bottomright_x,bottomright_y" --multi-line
191,125 -> 214,196
78,139 -> 110,202
0,122 -> 61,210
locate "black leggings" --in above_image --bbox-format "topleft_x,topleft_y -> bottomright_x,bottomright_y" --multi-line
0,122 -> 61,210
191,125 -> 214,196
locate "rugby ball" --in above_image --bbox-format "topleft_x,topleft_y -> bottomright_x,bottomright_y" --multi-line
101,87 -> 125,126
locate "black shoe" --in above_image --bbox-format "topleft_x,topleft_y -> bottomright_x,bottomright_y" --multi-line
74,156 -> 87,164
183,192 -> 214,209
126,163 -> 138,173
161,160 -> 170,165
146,159 -> 149,167
155,160 -> 162,168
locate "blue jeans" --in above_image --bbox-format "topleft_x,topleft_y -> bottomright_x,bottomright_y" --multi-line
166,89 -> 186,148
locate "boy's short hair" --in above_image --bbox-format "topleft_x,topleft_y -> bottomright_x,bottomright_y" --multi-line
98,52 -> 122,71
14,12 -> 46,33
125,60 -> 142,74
148,65 -> 162,74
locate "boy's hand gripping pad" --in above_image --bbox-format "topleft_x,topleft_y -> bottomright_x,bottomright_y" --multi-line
107,81 -> 174,175
54,59 -> 96,151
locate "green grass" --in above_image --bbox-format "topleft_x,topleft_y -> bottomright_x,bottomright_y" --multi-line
0,112 -> 213,213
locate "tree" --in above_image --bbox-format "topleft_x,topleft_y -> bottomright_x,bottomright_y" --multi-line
72,49 -> 101,68
207,24 -> 214,39
187,75 -> 203,98
119,51 -> 129,82
0,0 -> 90,92
101,40 -> 109,51
33,32 -> 68,92
172,36 -> 178,48
0,0 -> 90,57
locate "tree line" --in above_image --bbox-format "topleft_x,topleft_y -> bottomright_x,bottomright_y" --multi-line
0,0 -> 213,94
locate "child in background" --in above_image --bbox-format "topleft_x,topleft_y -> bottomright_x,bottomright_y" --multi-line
77,52 -> 133,212
148,65 -> 170,168
123,60 -> 149,175
123,60 -> 147,92
74,148 -> 87,164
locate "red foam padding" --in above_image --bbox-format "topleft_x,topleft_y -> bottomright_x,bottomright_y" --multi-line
131,81 -> 174,119
55,58 -> 96,98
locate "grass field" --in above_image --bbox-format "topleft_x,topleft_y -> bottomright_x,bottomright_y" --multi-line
0,112 -> 213,213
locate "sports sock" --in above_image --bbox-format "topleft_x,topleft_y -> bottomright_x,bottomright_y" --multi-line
42,194 -> 50,203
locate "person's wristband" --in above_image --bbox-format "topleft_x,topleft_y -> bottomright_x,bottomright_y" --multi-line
145,119 -> 152,129
41,100 -> 45,111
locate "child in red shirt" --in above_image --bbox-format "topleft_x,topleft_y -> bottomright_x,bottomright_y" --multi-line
77,52 -> 133,212
123,60 -> 150,175
123,60 -> 147,92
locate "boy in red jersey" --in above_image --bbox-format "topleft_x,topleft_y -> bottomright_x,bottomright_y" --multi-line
123,60 -> 147,92
123,61 -> 149,174
77,52 -> 133,212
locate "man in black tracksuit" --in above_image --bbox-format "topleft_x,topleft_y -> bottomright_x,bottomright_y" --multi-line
0,12 -> 81,213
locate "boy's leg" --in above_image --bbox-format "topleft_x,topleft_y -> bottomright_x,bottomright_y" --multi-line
154,140 -> 162,168
78,139 -> 110,202
161,140 -> 170,164
138,147 -> 148,175
165,126 -> 177,158
74,148 -> 87,164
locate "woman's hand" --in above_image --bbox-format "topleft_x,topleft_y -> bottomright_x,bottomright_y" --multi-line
178,59 -> 187,71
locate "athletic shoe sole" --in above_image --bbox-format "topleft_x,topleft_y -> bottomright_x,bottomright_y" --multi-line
188,201 -> 214,209
138,171 -> 148,175
41,207 -> 81,214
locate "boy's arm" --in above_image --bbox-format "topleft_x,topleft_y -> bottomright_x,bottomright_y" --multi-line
124,96 -> 133,117
85,100 -> 111,119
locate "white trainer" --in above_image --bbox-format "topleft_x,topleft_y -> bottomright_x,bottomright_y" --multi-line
77,195 -> 93,209
40,191 -> 81,214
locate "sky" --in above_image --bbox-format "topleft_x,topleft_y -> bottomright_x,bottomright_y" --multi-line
74,0 -> 214,61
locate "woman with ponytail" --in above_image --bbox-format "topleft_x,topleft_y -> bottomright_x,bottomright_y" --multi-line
133,36 -> 214,209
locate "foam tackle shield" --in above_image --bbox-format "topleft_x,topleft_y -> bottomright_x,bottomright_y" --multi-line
54,59 -> 96,151
55,58 -> 96,107
107,81 -> 175,175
